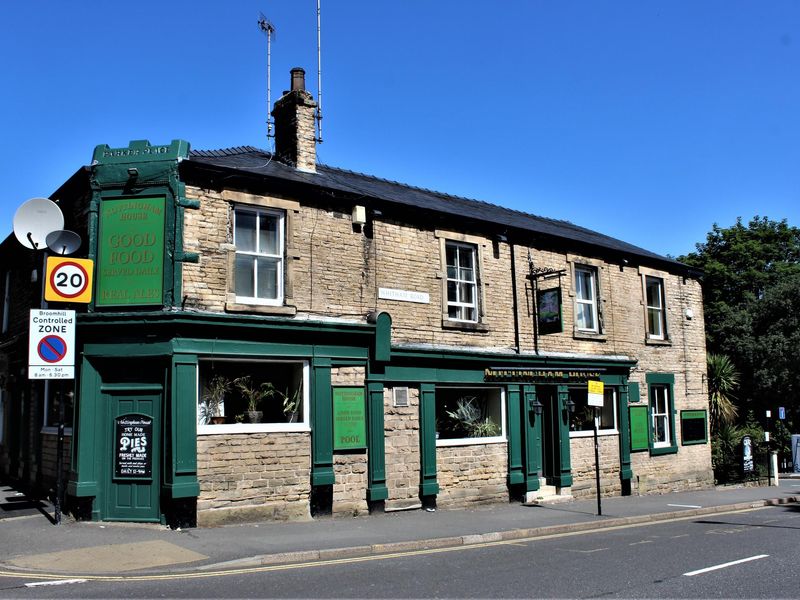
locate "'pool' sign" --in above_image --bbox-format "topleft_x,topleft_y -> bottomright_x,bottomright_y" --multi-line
28,309 -> 76,379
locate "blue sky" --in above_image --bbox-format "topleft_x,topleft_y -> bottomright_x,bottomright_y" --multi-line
2,2 -> 799,258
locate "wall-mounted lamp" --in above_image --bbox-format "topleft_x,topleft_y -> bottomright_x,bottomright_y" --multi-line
564,397 -> 576,414
127,167 -> 139,178
528,397 -> 544,415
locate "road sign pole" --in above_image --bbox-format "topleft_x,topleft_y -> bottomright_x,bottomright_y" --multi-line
594,407 -> 602,516
54,388 -> 65,525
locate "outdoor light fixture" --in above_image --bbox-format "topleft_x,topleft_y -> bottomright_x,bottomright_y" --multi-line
528,397 -> 544,415
127,167 -> 139,178
565,397 -> 576,413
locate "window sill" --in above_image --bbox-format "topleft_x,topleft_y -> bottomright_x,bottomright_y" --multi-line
569,429 -> 618,438
649,444 -> 678,456
436,436 -> 506,447
198,423 -> 310,435
573,330 -> 607,342
442,319 -> 490,333
645,337 -> 671,346
225,301 -> 297,316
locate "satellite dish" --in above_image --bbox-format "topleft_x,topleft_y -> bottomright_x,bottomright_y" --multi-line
13,198 -> 64,250
45,230 -> 82,256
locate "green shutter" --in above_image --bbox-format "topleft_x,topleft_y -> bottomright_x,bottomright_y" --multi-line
629,405 -> 649,452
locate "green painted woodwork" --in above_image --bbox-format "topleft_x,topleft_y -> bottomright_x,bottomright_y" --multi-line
93,139 -> 190,166
554,385 -> 573,487
68,356 -> 101,503
629,405 -> 650,452
680,410 -> 708,445
312,361 -> 334,486
165,356 -> 200,499
522,385 -> 542,492
333,387 -> 367,450
366,382 -> 388,502
617,382 -> 634,481
646,373 -> 678,455
96,196 -> 166,307
628,380 -> 642,403
373,312 -> 392,362
506,385 -> 524,486
419,383 -> 439,496
105,386 -> 162,522
89,140 -> 191,312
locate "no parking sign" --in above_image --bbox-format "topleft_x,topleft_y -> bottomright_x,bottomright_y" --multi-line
28,309 -> 75,379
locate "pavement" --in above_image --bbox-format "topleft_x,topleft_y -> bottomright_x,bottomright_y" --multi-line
1,476 -> 799,577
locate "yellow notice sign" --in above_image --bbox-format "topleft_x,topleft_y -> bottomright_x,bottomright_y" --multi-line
44,257 -> 94,304
587,380 -> 604,407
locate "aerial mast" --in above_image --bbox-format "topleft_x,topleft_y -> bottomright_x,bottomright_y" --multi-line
258,13 -> 276,139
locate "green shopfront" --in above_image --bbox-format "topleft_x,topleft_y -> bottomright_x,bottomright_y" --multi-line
66,140 -> 638,524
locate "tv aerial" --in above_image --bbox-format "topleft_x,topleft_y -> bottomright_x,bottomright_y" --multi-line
258,12 -> 276,139
13,197 -> 65,250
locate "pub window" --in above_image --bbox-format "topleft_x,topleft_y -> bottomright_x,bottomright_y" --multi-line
197,359 -> 308,433
645,275 -> 667,340
568,386 -> 617,436
574,265 -> 600,333
445,241 -> 479,322
435,387 -> 505,445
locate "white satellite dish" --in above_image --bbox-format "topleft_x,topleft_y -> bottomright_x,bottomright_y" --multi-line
13,198 -> 64,250
45,230 -> 82,256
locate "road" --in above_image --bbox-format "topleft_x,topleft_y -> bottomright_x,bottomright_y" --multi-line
1,504 -> 798,598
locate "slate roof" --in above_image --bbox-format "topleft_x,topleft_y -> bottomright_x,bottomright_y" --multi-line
186,146 -> 684,270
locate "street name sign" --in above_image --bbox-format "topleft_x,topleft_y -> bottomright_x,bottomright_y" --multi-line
28,309 -> 76,379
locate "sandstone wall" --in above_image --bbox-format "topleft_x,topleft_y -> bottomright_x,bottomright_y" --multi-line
196,432 -> 311,525
384,386 -> 421,509
435,442 -> 508,507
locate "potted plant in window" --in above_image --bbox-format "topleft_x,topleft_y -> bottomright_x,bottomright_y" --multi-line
234,376 -> 268,423
201,375 -> 231,425
445,396 -> 499,438
263,382 -> 302,423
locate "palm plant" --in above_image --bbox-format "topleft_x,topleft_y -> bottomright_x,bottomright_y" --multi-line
707,353 -> 740,434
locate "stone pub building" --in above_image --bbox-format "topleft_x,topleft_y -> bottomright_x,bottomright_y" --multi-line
0,69 -> 712,525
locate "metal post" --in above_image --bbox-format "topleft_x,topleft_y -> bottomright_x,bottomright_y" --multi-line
594,407 -> 602,516
54,388 -> 65,525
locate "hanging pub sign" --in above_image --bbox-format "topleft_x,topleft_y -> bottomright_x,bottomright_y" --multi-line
96,196 -> 165,307
536,287 -> 563,334
333,387 -> 367,451
115,414 -> 153,479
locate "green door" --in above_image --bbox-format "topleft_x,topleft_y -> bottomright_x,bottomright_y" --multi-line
105,386 -> 162,522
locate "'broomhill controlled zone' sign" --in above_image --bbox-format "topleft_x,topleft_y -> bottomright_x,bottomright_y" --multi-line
28,309 -> 76,379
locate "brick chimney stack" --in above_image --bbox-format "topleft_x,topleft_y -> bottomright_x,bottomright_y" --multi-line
272,67 -> 317,173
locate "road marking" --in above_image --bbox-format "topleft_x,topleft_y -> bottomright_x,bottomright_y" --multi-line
629,540 -> 653,546
684,555 -> 768,577
25,579 -> 87,587
670,534 -> 690,539
667,504 -> 702,509
0,506 -> 776,583
566,547 -> 608,554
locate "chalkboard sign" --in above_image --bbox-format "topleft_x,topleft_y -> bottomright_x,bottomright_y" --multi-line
680,410 -> 708,445
115,414 -> 153,478
629,405 -> 649,452
333,387 -> 367,451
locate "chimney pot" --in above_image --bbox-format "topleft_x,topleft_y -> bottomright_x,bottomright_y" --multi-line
290,67 -> 306,92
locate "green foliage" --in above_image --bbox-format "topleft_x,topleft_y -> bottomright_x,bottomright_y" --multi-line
233,376 -> 270,412
707,353 -> 739,434
679,216 -> 800,428
200,375 -> 231,424
444,396 -> 500,438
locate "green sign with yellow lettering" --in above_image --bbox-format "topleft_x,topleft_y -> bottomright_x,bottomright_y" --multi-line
96,196 -> 165,306
333,387 -> 367,450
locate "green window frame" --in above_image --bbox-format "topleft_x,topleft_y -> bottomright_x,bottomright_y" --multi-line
646,373 -> 678,455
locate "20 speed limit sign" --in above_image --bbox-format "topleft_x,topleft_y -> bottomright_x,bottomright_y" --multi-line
44,257 -> 94,303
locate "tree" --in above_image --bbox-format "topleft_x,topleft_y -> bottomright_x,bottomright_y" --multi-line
680,217 -> 800,426
707,353 -> 739,434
